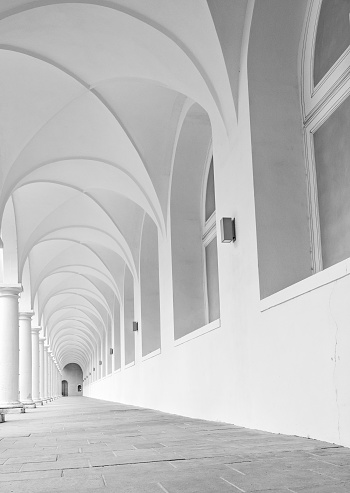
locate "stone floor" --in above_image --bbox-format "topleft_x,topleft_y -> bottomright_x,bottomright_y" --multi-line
1,397 -> 350,492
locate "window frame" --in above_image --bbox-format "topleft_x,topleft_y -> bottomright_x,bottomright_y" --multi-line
201,143 -> 219,325
301,0 -> 350,273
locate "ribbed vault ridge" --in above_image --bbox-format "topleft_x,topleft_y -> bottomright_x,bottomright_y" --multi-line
0,0 -> 236,379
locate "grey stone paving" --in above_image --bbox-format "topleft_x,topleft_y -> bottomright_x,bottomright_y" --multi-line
0,397 -> 349,492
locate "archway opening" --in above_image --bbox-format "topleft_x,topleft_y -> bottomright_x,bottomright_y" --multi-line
61,363 -> 83,396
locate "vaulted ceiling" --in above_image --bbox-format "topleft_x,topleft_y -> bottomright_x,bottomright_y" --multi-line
0,0 -> 239,371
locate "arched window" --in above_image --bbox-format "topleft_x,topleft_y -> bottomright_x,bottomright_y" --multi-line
113,297 -> 121,370
170,103 -> 211,339
202,156 -> 220,323
248,1 -> 311,299
124,266 -> 135,365
302,0 -> 350,271
140,215 -> 160,356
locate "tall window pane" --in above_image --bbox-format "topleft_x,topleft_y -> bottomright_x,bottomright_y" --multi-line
314,94 -> 350,268
205,238 -> 220,322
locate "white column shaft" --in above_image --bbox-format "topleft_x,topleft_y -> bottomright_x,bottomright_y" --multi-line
19,312 -> 34,406
43,346 -> 49,400
39,338 -> 45,401
0,285 -> 23,409
47,352 -> 52,399
31,327 -> 41,404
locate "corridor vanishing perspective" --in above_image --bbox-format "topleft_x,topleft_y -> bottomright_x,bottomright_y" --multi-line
2,397 -> 350,493
2,1 -> 350,484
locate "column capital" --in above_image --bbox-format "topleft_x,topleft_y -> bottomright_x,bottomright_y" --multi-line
0,284 -> 22,297
39,336 -> 45,345
19,311 -> 34,321
31,326 -> 41,335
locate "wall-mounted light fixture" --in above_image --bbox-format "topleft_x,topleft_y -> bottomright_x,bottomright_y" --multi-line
93,368 -> 95,371
133,321 -> 138,332
99,360 -> 102,365
220,217 -> 236,243
110,348 -> 114,355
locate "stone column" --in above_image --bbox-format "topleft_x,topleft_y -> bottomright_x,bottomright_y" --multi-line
57,368 -> 61,397
57,369 -> 61,397
0,285 -> 24,413
39,337 -> 46,402
43,345 -> 49,401
55,364 -> 60,398
53,363 -> 57,398
51,355 -> 56,398
19,312 -> 35,408
31,327 -> 42,405
47,349 -> 52,400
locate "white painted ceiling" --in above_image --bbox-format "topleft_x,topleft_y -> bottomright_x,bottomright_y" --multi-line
0,0 -> 236,370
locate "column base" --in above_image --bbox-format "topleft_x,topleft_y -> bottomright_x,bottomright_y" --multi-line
22,402 -> 36,409
34,399 -> 43,406
0,407 -> 25,414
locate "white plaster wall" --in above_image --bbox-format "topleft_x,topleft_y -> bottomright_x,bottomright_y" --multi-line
84,0 -> 350,449
85,261 -> 350,447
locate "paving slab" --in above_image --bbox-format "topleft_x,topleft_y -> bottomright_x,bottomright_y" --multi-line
0,396 -> 348,492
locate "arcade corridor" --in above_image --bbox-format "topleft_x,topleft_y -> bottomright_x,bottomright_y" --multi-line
2,0 -> 350,469
1,397 -> 350,492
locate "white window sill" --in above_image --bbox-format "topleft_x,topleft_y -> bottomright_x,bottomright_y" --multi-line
174,318 -> 221,347
142,348 -> 161,362
260,257 -> 350,312
98,372 -> 113,381
123,361 -> 135,370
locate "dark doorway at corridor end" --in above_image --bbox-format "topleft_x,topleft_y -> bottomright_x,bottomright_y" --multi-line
62,380 -> 68,397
